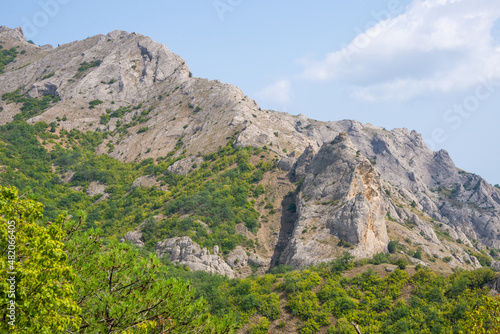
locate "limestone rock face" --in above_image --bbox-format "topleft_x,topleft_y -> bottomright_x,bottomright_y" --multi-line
227,246 -> 248,268
86,181 -> 106,196
121,230 -> 145,248
1,26 -> 500,271
280,133 -> 389,268
131,175 -> 168,191
155,237 -> 235,277
166,156 -> 203,175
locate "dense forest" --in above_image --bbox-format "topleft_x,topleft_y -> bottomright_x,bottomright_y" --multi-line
1,120 -> 500,333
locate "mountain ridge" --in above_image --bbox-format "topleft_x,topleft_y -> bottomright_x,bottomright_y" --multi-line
1,25 -> 500,276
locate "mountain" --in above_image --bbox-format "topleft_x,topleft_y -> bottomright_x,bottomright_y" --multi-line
1,25 -> 500,276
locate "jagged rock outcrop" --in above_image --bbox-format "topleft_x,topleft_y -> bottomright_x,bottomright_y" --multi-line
280,133 -> 389,268
131,175 -> 168,191
121,227 -> 145,248
86,181 -> 106,197
166,156 -> 203,175
155,237 -> 235,277
227,246 -> 248,268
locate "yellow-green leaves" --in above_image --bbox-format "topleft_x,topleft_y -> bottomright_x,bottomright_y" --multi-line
460,295 -> 500,333
0,186 -> 81,333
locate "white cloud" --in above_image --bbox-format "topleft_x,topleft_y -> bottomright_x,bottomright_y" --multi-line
255,79 -> 293,105
301,0 -> 500,100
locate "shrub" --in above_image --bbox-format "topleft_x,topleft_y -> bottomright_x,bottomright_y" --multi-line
137,126 -> 148,134
287,291 -> 320,319
89,99 -> 103,109
99,114 -> 110,125
328,318 -> 357,334
413,249 -> 422,260
299,319 -> 320,334
41,71 -> 55,80
370,252 -> 391,265
473,252 -> 492,267
388,240 -> 399,253
338,238 -> 354,248
248,317 -> 270,334
259,293 -> 281,320
264,203 -> 274,209
396,258 -> 408,270
0,46 -> 18,73
332,252 -> 354,273
270,264 -> 294,275
77,60 -> 102,72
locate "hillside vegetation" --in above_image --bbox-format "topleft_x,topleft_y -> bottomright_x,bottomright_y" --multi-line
1,27 -> 500,333
0,120 -> 288,255
1,121 -> 500,333
1,185 -> 499,333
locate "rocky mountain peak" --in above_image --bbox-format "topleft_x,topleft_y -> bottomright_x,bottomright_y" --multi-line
0,26 -> 25,42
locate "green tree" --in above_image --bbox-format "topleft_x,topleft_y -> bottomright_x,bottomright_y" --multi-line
0,186 -> 81,333
460,295 -> 500,333
66,227 -> 235,333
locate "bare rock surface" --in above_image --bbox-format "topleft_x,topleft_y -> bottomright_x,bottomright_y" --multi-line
155,237 -> 235,277
166,156 -> 203,175
280,133 -> 389,268
120,223 -> 145,248
86,181 -> 106,197
131,175 -> 168,191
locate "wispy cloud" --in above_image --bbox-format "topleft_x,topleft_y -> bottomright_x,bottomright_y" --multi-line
300,0 -> 500,101
255,79 -> 293,105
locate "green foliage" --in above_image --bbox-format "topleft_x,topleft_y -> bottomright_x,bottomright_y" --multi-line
388,240 -> 399,253
137,126 -> 148,134
99,113 -> 110,124
41,71 -> 55,80
0,121 -> 276,254
472,252 -> 492,267
259,293 -> 281,320
270,264 -> 294,275
2,89 -> 60,120
332,252 -> 355,273
1,119 -> 499,333
461,295 -> 500,333
287,290 -> 320,319
77,60 -> 102,72
282,270 -> 322,293
328,318 -> 356,334
413,248 -> 423,260
337,238 -> 354,248
0,45 -> 18,73
0,186 -> 81,333
248,317 -> 270,334
88,99 -> 103,109
67,227 -> 234,333
300,318 -> 321,334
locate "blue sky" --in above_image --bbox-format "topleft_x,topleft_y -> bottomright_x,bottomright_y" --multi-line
1,0 -> 500,185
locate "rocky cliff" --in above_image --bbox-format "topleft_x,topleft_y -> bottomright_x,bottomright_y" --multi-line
1,26 -> 499,275
155,237 -> 235,278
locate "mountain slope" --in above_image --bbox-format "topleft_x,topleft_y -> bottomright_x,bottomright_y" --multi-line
1,26 -> 500,274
